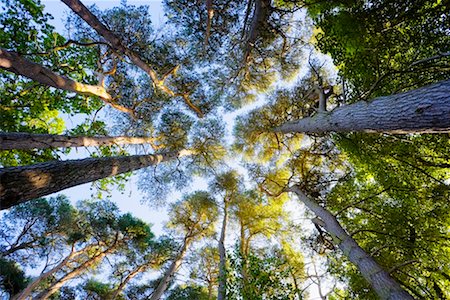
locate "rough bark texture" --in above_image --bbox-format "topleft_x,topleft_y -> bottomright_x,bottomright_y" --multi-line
289,186 -> 413,300
217,201 -> 228,300
0,48 -> 133,115
61,0 -> 204,118
275,80 -> 450,134
149,240 -> 190,300
0,132 -> 157,150
0,150 -> 192,210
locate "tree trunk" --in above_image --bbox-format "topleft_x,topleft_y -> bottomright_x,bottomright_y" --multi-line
289,185 -> 413,300
61,0 -> 204,118
0,132 -> 157,150
149,239 -> 190,300
217,201 -> 228,300
275,80 -> 450,134
0,48 -> 134,116
110,264 -> 148,300
12,249 -> 78,300
0,150 -> 193,210
204,0 -> 214,49
34,246 -> 114,300
244,0 -> 271,61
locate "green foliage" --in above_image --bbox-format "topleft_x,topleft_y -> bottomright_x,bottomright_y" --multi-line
227,246 -> 300,300
324,133 -> 450,298
0,197 -> 157,298
0,257 -> 29,296
308,0 -> 450,99
83,279 -> 115,299
166,284 -> 210,300
0,0 -> 104,166
168,191 -> 218,239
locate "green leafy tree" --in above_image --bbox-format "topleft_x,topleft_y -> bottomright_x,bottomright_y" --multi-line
149,191 -> 218,300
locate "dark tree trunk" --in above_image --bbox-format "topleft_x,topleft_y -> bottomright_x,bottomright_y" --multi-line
275,80 -> 450,134
289,186 -> 413,300
0,150 -> 192,210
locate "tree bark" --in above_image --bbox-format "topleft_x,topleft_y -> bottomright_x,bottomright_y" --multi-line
0,132 -> 157,150
244,0 -> 271,61
61,0 -> 204,118
0,150 -> 193,210
149,239 -> 190,300
0,48 -> 134,116
288,185 -> 413,300
204,0 -> 214,49
12,248 -> 78,300
34,246 -> 114,300
275,80 -> 450,134
217,200 -> 228,300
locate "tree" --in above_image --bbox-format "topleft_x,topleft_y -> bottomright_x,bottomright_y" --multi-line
227,245 -> 303,300
0,198 -> 155,299
61,0 -> 204,118
0,257 -> 29,299
209,171 -> 242,300
288,185 -> 413,300
150,191 -> 218,300
0,132 -> 158,150
0,48 -> 133,116
323,133 -> 450,299
0,150 -> 193,210
187,245 -> 220,299
2,0 -> 449,298
106,236 -> 176,300
274,79 -> 450,134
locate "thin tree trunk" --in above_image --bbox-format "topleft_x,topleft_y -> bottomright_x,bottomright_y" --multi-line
149,239 -> 190,300
0,48 -> 134,116
34,246 -> 114,300
0,132 -> 157,150
217,200 -> 228,300
61,0 -> 204,118
0,150 -> 193,210
12,248 -> 78,300
275,80 -> 450,134
288,185 -> 413,300
204,0 -> 214,49
110,264 -> 148,300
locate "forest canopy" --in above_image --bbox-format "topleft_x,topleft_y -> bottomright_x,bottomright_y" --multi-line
0,0 -> 449,299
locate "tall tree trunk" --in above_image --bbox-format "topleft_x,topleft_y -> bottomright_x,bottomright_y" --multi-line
34,246 -> 115,300
288,185 -> 413,300
0,132 -> 157,150
149,239 -> 190,300
12,248 -> 78,300
275,80 -> 450,134
0,150 -> 193,210
0,48 -> 134,116
61,0 -> 204,118
217,200 -> 228,300
244,0 -> 271,61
